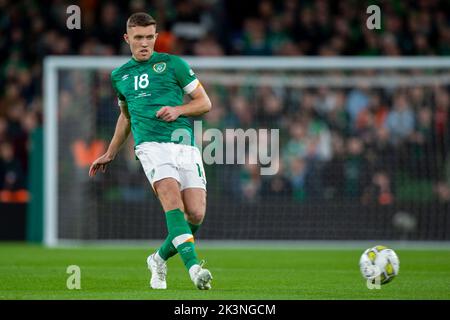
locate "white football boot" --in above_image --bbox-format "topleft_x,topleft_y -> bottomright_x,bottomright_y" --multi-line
189,261 -> 213,290
147,253 -> 167,289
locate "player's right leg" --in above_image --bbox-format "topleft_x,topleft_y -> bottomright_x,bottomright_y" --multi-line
146,177 -> 184,290
135,143 -> 178,289
145,177 -> 186,290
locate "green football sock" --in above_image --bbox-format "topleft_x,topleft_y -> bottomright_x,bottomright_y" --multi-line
188,221 -> 201,235
163,208 -> 199,270
158,221 -> 201,261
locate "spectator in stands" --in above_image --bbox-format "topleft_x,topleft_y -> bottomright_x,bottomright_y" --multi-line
367,127 -> 396,177
193,34 -> 225,56
170,0 -> 211,44
203,92 -> 226,131
407,107 -> 435,179
435,181 -> 450,203
343,137 -> 369,200
0,142 -> 27,203
0,118 -> 9,145
362,170 -> 395,206
287,157 -> 308,202
261,160 -> 292,199
240,18 -> 272,55
319,89 -> 350,134
282,121 -> 309,165
322,132 -> 345,201
384,93 -> 415,145
433,87 -> 449,163
94,2 -> 124,53
256,87 -> 284,127
4,97 -> 28,173
267,16 -> 292,55
262,173 -> 292,199
437,26 -> 450,55
346,85 -> 370,129
306,116 -> 332,162
238,162 -> 262,203
225,95 -> 255,128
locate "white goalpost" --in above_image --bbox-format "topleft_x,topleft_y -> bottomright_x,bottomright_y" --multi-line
44,56 -> 450,247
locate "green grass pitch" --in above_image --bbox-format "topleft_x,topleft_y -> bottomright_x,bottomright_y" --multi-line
0,243 -> 449,300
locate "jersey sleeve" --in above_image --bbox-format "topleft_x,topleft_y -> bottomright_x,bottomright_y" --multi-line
111,72 -> 127,107
171,55 -> 200,95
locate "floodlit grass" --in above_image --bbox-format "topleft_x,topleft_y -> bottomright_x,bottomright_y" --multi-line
0,244 -> 449,300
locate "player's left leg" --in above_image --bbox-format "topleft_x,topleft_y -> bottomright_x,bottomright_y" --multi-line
175,144 -> 211,289
179,188 -> 212,289
153,177 -> 212,290
182,188 -> 206,240
157,188 -> 205,261
152,187 -> 210,289
152,143 -> 212,289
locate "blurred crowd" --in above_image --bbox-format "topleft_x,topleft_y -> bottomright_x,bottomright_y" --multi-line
202,84 -> 450,205
1,0 -> 450,203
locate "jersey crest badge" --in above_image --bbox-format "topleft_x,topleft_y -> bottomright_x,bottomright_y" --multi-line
153,62 -> 166,73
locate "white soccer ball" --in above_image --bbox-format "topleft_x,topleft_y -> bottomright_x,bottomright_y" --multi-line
359,245 -> 400,285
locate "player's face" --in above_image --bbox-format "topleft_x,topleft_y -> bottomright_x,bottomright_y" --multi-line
125,25 -> 158,61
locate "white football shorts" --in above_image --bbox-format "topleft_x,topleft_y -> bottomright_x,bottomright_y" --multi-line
135,142 -> 206,191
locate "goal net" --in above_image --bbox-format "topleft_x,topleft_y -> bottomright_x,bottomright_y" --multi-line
44,57 -> 450,246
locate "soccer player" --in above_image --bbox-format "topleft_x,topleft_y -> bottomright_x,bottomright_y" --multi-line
89,12 -> 213,290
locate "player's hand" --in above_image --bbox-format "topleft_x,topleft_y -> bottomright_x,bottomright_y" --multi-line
156,106 -> 181,122
89,153 -> 114,177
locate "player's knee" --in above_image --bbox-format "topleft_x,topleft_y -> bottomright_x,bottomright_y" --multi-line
188,213 -> 204,225
186,207 -> 205,224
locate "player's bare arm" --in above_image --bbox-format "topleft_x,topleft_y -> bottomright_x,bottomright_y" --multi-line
89,104 -> 131,177
156,85 -> 212,122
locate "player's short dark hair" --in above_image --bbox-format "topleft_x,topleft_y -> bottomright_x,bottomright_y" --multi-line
127,12 -> 156,29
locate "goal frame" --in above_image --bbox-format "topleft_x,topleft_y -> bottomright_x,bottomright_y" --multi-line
43,56 -> 450,247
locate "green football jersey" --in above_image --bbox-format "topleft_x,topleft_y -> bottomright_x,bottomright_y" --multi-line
111,51 -> 199,146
